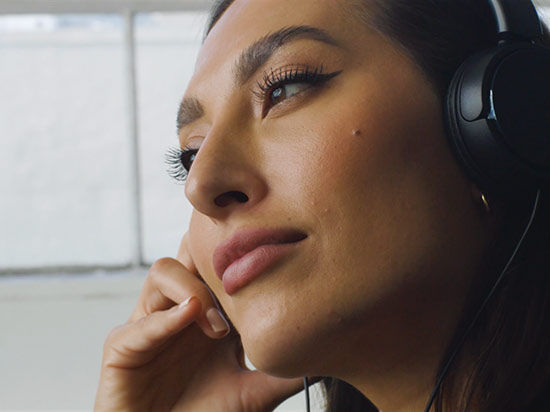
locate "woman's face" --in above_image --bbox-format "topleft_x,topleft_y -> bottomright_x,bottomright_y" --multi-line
181,0 -> 488,383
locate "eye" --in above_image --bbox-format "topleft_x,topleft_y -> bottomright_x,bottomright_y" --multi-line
165,146 -> 198,184
254,64 -> 342,116
269,82 -> 312,106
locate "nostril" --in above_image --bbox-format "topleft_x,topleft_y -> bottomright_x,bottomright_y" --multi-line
233,192 -> 249,203
214,191 -> 249,207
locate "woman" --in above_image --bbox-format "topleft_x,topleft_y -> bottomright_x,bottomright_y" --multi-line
94,0 -> 550,411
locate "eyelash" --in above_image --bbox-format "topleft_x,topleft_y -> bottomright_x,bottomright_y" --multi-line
165,146 -> 197,184
253,64 -> 341,115
166,64 -> 342,183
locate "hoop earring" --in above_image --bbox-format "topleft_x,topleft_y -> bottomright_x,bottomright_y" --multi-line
480,192 -> 491,214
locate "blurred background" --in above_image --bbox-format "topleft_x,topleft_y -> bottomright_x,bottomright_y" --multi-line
0,0 -> 324,409
1,0 -> 548,410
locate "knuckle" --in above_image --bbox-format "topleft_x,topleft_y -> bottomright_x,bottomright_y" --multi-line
149,257 -> 178,279
103,324 -> 125,348
147,258 -> 182,289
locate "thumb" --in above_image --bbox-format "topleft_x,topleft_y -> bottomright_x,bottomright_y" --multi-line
241,371 -> 307,411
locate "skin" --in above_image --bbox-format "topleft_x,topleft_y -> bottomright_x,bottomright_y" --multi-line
180,0 -> 494,410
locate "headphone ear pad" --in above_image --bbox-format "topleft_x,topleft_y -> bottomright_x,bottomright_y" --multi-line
444,61 -> 487,190
444,44 -> 550,198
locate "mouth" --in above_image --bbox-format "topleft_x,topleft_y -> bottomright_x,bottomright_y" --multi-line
213,227 -> 307,295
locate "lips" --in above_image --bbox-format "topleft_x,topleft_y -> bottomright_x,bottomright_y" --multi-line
212,227 -> 307,284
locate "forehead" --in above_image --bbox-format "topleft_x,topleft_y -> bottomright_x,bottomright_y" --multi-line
192,0 -> 363,83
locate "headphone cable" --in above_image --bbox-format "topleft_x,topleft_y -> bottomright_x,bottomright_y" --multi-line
423,188 -> 541,412
304,376 -> 311,412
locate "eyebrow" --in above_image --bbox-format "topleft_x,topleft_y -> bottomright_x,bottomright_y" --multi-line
177,25 -> 343,131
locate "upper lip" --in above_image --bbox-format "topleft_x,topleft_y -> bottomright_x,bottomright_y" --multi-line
212,227 -> 308,280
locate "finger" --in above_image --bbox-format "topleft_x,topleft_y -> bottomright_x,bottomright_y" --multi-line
130,258 -> 230,338
176,232 -> 231,325
133,257 -> 212,317
104,297 -> 202,369
175,233 -> 231,330
175,232 -> 234,328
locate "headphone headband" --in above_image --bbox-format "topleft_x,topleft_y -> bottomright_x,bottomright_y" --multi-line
489,0 -> 543,41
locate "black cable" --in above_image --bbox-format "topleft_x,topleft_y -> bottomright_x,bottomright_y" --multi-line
304,376 -> 311,412
423,189 -> 541,412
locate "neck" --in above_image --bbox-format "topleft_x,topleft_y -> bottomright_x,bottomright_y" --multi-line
330,285 -> 472,412
347,327 -> 444,412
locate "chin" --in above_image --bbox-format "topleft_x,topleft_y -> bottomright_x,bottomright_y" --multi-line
242,332 -> 312,378
237,309 -> 336,378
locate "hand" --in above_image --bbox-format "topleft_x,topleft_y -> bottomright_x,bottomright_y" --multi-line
94,233 -> 306,412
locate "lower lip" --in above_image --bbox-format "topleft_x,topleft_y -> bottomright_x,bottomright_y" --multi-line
222,242 -> 302,295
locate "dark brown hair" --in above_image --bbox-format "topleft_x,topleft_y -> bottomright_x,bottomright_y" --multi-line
204,1 -> 550,411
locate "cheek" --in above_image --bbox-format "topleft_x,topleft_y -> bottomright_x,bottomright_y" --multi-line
295,99 -> 418,227
292,87 -> 459,301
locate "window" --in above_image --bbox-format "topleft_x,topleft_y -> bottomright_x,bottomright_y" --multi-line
0,7 -> 208,272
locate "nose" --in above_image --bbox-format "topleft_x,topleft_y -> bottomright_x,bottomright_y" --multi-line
184,125 -> 267,221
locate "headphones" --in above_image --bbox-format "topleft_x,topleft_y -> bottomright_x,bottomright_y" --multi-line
445,0 -> 550,199
302,1 -> 550,411
430,1 -> 549,409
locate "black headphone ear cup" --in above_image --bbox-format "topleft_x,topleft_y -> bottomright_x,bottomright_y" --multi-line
490,47 -> 550,169
444,61 -> 490,193
444,44 -> 550,199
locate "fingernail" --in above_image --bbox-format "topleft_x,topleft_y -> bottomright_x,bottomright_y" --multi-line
206,308 -> 230,334
179,296 -> 194,309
